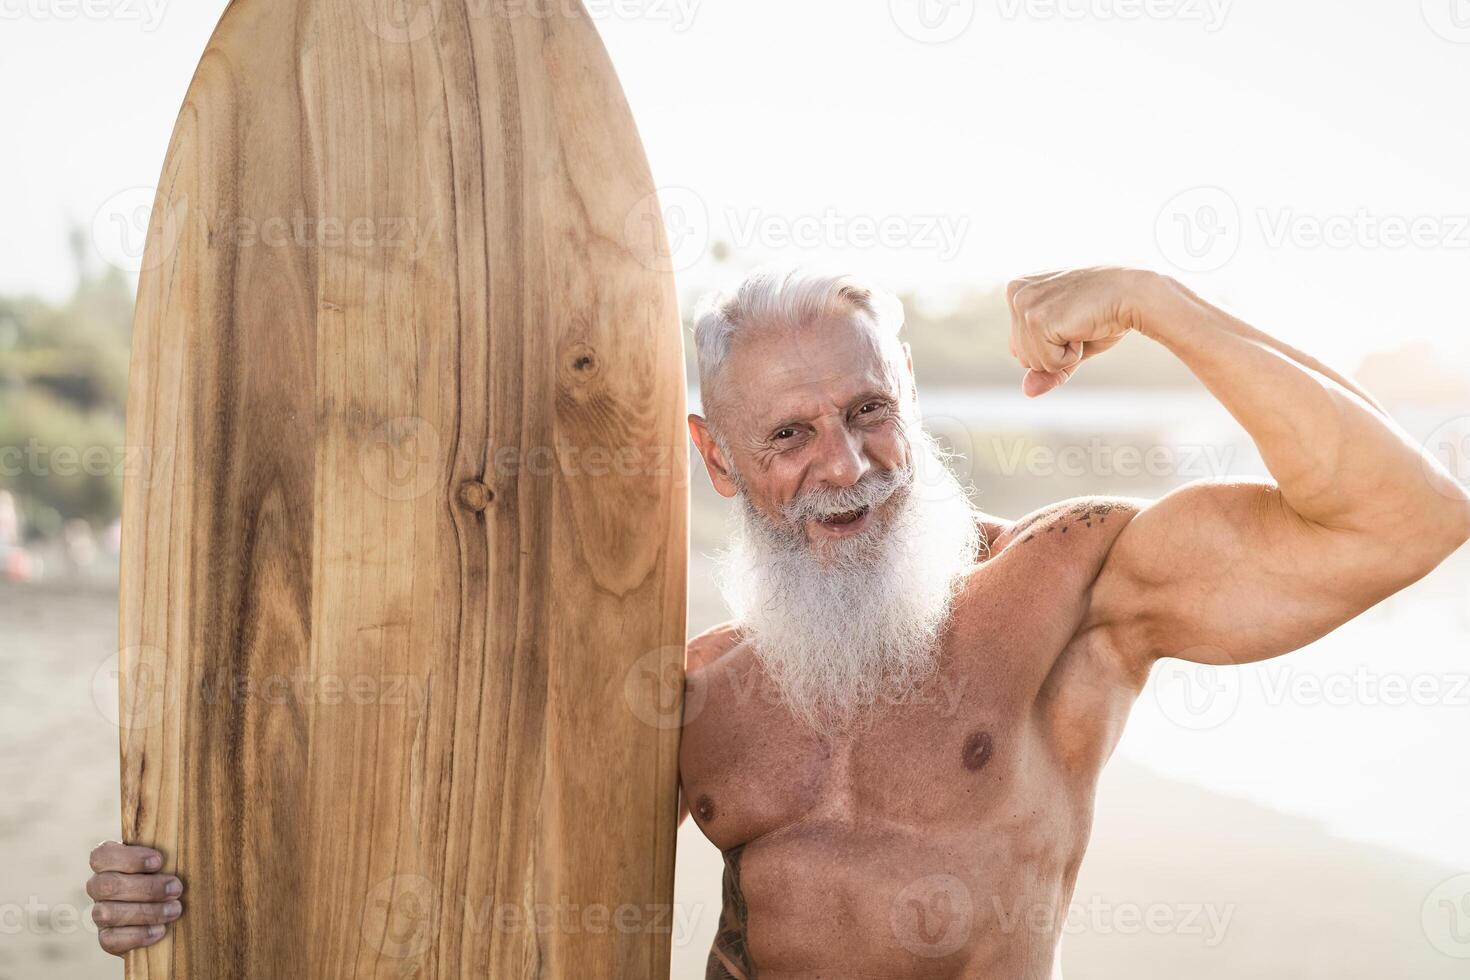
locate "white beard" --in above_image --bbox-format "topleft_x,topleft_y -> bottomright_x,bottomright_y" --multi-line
714,424 -> 983,735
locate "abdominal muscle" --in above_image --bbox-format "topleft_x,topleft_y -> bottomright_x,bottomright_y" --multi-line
709,813 -> 1077,980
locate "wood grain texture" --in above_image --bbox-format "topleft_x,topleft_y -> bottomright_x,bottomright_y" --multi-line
117,2 -> 688,977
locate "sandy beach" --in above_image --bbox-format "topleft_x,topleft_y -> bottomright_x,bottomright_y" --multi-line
2,574 -> 1465,978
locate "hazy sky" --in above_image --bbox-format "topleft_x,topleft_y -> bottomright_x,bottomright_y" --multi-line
2,0 -> 1467,372
3,0 -> 1468,868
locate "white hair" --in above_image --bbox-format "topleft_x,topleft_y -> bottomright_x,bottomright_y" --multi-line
692,267 -> 908,427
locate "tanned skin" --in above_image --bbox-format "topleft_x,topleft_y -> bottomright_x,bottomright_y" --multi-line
89,269 -> 1470,974
677,268 -> 1470,978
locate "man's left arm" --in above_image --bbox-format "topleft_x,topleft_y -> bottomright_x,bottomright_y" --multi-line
1007,267 -> 1470,669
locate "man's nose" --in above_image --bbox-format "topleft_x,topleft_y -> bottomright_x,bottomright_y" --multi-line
812,425 -> 871,488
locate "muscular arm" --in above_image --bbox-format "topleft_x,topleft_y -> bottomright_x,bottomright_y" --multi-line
1007,269 -> 1470,669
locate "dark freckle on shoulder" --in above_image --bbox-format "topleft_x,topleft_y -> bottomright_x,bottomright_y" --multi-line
696,794 -> 717,822
962,731 -> 994,772
1061,526 -> 1068,534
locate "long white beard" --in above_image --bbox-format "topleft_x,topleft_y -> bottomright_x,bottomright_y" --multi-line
714,425 -> 983,735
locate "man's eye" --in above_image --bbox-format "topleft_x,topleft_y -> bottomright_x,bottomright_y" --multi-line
858,401 -> 885,415
773,428 -> 798,441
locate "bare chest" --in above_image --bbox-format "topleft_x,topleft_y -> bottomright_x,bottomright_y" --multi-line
679,555 -> 1134,853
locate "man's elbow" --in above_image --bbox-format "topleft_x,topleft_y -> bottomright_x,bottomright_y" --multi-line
1348,489 -> 1468,597
1400,489 -> 1470,578
1421,452 -> 1470,552
1446,490 -> 1470,553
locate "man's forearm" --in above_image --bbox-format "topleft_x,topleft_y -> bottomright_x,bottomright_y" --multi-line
1136,275 -> 1469,534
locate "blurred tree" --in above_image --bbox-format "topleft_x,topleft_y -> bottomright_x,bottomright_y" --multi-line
0,232 -> 132,534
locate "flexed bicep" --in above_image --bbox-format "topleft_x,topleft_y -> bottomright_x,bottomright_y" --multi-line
1088,479 -> 1423,669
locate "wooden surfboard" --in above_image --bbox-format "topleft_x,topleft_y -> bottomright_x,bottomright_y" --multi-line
117,2 -> 688,977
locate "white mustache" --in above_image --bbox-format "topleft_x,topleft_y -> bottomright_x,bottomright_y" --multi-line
780,464 -> 912,525
716,425 -> 982,735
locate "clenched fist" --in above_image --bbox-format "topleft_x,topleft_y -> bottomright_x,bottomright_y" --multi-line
87,841 -> 184,956
1005,267 -> 1173,397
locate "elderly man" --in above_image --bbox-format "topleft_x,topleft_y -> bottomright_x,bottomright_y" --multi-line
88,267 -> 1469,977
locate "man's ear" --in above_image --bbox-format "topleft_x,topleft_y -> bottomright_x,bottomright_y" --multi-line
688,414 -> 739,498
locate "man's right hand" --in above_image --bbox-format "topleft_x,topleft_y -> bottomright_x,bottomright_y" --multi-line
87,842 -> 184,956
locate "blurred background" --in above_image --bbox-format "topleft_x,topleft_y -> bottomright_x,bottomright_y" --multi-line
2,1 -> 1468,977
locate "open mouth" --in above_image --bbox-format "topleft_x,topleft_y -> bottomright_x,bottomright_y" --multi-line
818,505 -> 870,528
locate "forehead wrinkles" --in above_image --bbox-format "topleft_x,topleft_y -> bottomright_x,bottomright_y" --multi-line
731,316 -> 903,425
